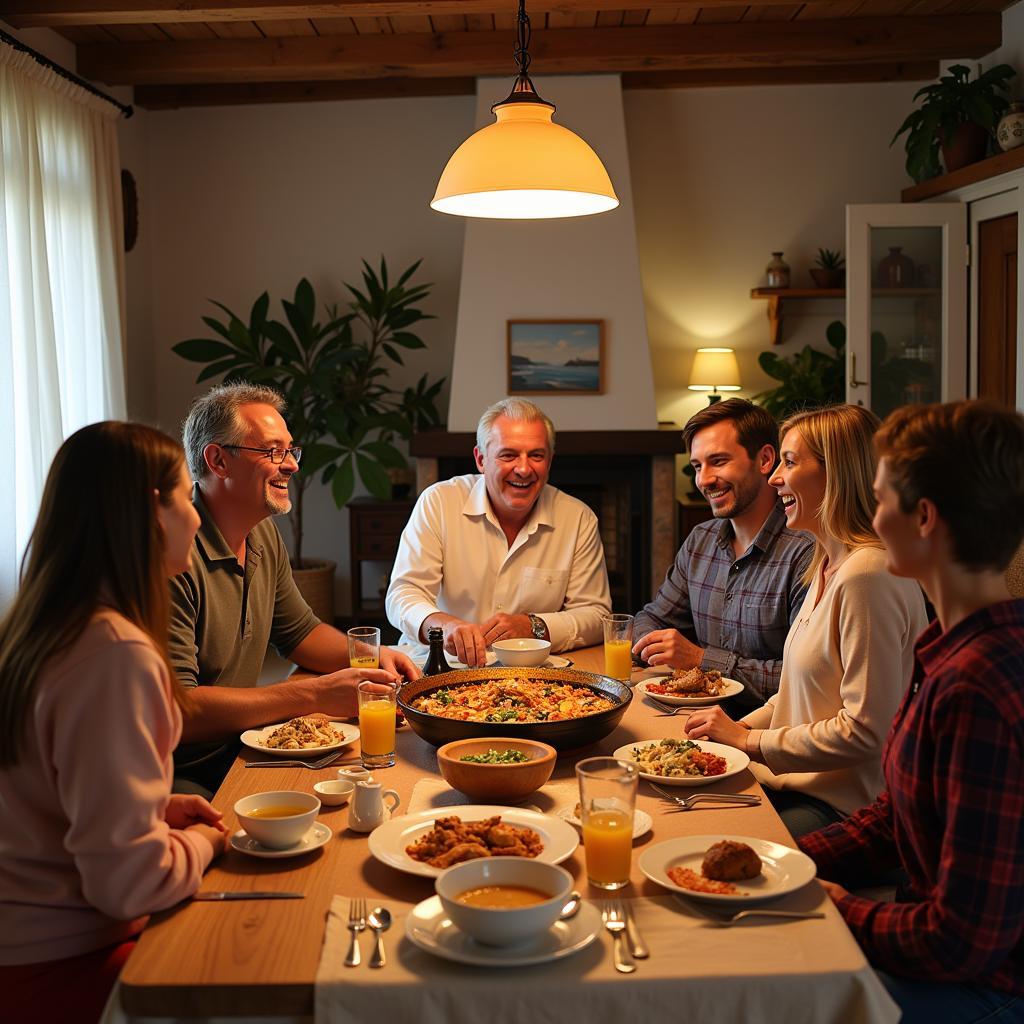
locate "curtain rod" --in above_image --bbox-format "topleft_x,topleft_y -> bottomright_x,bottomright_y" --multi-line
1,27 -> 133,118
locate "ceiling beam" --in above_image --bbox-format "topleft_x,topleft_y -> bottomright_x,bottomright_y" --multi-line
0,0 -> 961,26
77,16 -> 999,85
133,60 -> 940,107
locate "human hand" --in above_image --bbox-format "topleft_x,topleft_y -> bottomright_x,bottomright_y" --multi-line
683,706 -> 749,749
380,646 -> 419,681
442,620 -> 490,667
165,793 -> 226,832
818,879 -> 850,903
480,612 -> 535,646
632,629 -> 704,669
189,822 -> 232,857
313,667 -> 399,718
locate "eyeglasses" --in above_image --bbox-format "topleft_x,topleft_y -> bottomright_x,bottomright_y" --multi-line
221,444 -> 303,465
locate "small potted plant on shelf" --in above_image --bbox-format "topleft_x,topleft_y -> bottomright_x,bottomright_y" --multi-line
809,248 -> 845,289
891,63 -> 1016,183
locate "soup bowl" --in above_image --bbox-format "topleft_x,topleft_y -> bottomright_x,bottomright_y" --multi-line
234,790 -> 320,849
491,638 -> 552,667
435,857 -> 573,946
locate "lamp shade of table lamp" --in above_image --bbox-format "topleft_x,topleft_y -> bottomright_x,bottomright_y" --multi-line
688,348 -> 742,404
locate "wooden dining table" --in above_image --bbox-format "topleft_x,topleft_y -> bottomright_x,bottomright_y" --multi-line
118,647 -> 896,1022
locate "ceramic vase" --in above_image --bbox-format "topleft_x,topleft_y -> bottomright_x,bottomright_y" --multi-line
766,252 -> 790,288
997,103 -> 1024,153
876,247 -> 915,289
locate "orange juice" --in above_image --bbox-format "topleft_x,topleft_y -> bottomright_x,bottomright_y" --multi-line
350,654 -> 379,669
359,699 -> 396,755
604,639 -> 632,681
582,809 -> 633,885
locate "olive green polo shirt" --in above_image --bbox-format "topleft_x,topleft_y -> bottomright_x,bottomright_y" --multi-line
168,489 -> 320,769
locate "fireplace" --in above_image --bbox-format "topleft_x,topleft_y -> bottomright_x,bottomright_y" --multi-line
411,430 -> 684,613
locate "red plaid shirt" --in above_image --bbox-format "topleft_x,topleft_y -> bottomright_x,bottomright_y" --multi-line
799,599 -> 1024,993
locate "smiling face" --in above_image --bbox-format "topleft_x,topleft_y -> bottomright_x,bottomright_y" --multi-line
224,402 -> 297,519
770,428 -> 827,536
688,420 -> 772,521
157,461 -> 201,576
474,415 -> 552,529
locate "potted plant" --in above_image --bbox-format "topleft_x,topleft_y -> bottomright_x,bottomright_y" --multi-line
809,249 -> 845,289
173,258 -> 446,621
891,63 -> 1016,182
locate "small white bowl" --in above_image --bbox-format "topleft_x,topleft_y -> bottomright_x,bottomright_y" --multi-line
313,779 -> 355,806
491,638 -> 552,668
435,857 -> 572,946
235,790 -> 320,850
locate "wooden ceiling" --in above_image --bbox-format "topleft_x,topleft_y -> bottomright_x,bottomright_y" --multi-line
2,0 -> 1014,109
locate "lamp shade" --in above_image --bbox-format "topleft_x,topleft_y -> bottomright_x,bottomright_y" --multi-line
431,101 -> 619,220
688,348 -> 742,392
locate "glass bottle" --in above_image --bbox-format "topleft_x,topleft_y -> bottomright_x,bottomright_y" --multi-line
765,252 -> 790,288
423,627 -> 452,676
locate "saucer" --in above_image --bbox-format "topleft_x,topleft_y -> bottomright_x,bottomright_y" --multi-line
230,821 -> 332,859
557,805 -> 653,840
405,895 -> 601,967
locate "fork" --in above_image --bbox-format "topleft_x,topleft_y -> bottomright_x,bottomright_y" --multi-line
601,900 -> 636,974
646,697 -> 692,717
344,898 -> 366,967
649,782 -> 761,810
245,751 -> 357,770
689,905 -> 825,927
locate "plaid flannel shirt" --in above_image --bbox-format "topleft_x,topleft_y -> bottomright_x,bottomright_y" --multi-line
634,502 -> 812,708
799,600 -> 1024,993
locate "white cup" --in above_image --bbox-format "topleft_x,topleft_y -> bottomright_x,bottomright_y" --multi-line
234,790 -> 320,849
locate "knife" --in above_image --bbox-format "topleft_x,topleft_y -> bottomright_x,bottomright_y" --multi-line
193,891 -> 304,901
623,901 -> 650,959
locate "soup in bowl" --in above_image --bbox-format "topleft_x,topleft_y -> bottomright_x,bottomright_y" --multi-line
435,857 -> 572,946
235,790 -> 320,849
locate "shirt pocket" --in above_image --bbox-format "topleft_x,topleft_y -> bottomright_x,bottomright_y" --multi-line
515,567 -> 571,612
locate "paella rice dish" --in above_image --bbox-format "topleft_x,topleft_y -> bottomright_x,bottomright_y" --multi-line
409,679 -> 616,724
628,738 -> 728,778
405,815 -> 544,868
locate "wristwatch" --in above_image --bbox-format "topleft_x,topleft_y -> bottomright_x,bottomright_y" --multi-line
527,613 -> 547,640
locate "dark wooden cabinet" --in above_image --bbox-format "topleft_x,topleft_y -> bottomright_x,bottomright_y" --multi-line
348,497 -> 414,618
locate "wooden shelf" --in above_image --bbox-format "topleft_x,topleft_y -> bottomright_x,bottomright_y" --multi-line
750,287 -> 844,345
901,145 -> 1024,203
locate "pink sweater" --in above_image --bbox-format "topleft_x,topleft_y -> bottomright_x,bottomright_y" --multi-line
0,609 -> 215,965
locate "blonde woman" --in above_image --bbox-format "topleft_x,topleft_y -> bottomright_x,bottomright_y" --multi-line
0,423 -> 230,1022
685,405 -> 927,837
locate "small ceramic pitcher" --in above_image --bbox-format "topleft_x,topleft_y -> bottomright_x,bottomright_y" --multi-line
347,776 -> 401,833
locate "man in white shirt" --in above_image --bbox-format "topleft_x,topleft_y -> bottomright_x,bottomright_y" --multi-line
386,399 -> 612,666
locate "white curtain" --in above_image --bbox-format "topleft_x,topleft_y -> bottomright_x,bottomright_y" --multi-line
0,42 -> 127,606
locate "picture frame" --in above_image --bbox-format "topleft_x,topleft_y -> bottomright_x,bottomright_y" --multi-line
507,320 -> 604,396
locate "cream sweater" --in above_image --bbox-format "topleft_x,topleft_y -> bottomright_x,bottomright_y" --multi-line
743,546 -> 928,816
0,610 -> 215,965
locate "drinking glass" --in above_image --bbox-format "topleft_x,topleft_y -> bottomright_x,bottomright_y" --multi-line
575,756 -> 638,890
603,614 -> 634,681
357,679 -> 398,769
348,626 -> 381,669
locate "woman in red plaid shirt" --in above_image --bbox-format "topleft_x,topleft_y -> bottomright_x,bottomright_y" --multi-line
799,400 -> 1024,1024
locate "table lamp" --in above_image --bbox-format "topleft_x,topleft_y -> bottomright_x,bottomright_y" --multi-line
688,348 -> 741,404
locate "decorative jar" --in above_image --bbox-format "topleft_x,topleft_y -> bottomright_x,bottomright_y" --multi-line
876,247 -> 915,288
997,102 -> 1024,153
765,252 -> 790,288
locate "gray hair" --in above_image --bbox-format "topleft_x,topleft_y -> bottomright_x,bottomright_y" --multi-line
475,398 -> 556,456
182,382 -> 286,480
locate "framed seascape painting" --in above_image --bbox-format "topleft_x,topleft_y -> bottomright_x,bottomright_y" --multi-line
507,320 -> 604,396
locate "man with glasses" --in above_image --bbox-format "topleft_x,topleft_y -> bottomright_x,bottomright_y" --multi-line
170,383 -> 417,795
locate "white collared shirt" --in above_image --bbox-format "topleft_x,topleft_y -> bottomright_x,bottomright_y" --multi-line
385,474 -> 612,654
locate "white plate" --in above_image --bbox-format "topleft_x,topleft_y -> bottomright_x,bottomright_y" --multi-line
613,739 -> 750,787
230,821 -> 333,859
240,721 -> 360,757
541,655 -> 573,669
405,895 -> 601,967
638,677 -> 745,707
638,834 -> 816,904
557,806 -> 653,840
367,805 -> 579,879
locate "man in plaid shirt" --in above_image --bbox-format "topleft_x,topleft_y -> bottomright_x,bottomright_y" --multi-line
799,401 -> 1024,1023
633,399 -> 812,712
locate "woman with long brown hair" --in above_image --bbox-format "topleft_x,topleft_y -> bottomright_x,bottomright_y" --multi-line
686,405 -> 927,837
0,422 -> 229,1022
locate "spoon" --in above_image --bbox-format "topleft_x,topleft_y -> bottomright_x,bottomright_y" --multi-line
560,892 -> 583,921
367,907 -> 392,968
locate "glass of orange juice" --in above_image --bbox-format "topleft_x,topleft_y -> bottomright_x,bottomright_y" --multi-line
348,626 -> 381,669
602,614 -> 634,681
575,756 -> 638,890
357,679 -> 398,769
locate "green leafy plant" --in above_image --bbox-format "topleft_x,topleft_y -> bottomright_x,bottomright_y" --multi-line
173,258 -> 445,565
891,63 -> 1015,183
814,248 -> 845,270
753,321 -> 932,420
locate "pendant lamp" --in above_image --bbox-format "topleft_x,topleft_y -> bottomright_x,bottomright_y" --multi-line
430,0 -> 619,220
